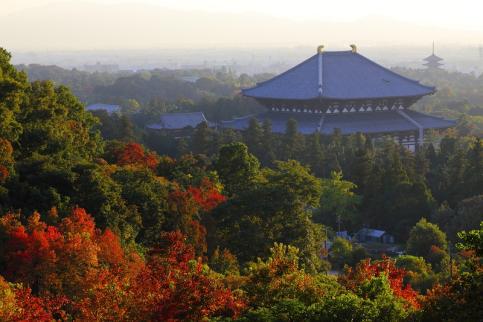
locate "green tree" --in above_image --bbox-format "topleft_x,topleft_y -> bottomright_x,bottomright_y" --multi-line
18,81 -> 103,160
407,218 -> 449,272
242,243 -> 326,309
0,48 -> 25,142
464,138 -> 483,197
330,237 -> 353,269
281,119 -> 304,160
315,171 -> 361,231
211,160 -> 325,272
396,255 -> 437,293
421,223 -> 483,322
260,119 -> 276,166
244,118 -> 264,157
74,165 -> 141,242
324,129 -> 343,175
349,136 -> 374,194
433,195 -> 483,242
122,98 -> 141,114
112,167 -> 170,245
456,221 -> 483,256
304,133 -> 324,177
214,142 -> 260,196
191,121 -> 213,155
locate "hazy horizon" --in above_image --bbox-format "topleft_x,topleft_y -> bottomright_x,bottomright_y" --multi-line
1,0 -> 483,51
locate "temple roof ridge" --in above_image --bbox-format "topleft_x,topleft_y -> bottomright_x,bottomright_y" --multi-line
243,49 -> 435,101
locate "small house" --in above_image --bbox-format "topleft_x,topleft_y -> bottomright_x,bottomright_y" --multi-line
86,103 -> 121,115
355,228 -> 394,244
336,230 -> 351,241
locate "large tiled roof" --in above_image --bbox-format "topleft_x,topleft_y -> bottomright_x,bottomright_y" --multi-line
146,112 -> 208,130
402,110 -> 454,130
221,111 -> 455,135
321,111 -> 417,135
221,112 -> 321,134
242,51 -> 435,100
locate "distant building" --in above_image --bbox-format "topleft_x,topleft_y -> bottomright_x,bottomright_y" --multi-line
178,75 -> 201,83
336,230 -> 351,241
86,103 -> 121,115
83,62 -> 119,73
222,45 -> 455,151
146,112 -> 210,136
423,42 -> 444,70
355,228 -> 394,244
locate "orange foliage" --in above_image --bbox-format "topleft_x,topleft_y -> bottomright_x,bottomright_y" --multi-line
187,177 -> 227,212
0,138 -> 13,182
0,209 -> 243,321
0,275 -> 67,322
127,231 -> 245,321
167,177 -> 226,255
339,257 -> 420,309
115,142 -> 159,170
97,229 -> 125,267
13,287 -> 68,322
0,208 -> 115,297
0,165 -> 8,182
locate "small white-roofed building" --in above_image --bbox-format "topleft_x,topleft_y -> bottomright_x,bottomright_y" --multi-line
355,228 -> 394,244
146,112 -> 212,137
86,103 -> 121,115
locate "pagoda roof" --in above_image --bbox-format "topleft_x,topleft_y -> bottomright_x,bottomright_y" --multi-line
221,110 -> 455,135
242,50 -> 435,101
423,54 -> 443,63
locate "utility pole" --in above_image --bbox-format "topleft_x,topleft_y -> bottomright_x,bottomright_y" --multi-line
337,214 -> 341,233
449,242 -> 453,280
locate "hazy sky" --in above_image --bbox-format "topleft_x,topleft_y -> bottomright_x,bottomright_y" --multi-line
2,0 -> 483,50
4,0 -> 483,29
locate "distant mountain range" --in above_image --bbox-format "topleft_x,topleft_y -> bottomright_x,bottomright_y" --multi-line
1,2 -> 483,51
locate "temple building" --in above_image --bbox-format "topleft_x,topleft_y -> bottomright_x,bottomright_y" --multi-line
423,42 -> 444,70
222,45 -> 455,151
146,112 -> 210,137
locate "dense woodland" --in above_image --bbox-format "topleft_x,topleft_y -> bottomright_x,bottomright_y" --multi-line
2,48 -> 482,321
18,60 -> 483,136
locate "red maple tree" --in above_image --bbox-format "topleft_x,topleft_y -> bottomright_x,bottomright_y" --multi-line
0,208 -> 244,321
339,257 -> 420,309
187,177 -> 227,212
115,142 -> 160,170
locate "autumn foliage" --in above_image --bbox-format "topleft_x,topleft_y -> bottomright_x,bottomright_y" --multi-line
0,276 -> 68,322
0,208 -> 244,321
167,177 -> 226,255
0,138 -> 13,182
115,142 -> 160,170
188,177 -> 227,212
126,231 -> 245,320
339,257 -> 420,309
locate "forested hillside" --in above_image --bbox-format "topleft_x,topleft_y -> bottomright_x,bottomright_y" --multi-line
1,48 -> 482,321
18,63 -> 483,137
394,67 -> 483,135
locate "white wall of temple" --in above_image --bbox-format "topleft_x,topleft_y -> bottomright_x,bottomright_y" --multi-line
270,104 -> 406,114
